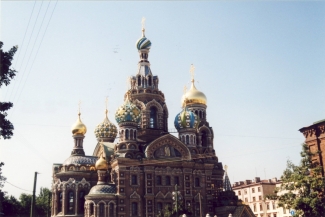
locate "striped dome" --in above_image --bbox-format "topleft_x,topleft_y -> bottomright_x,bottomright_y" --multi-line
115,96 -> 141,124
136,37 -> 151,50
174,108 -> 198,130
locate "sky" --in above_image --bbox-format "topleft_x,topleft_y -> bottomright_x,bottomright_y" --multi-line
1,1 -> 325,198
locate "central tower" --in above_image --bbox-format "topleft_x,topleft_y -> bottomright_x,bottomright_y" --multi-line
127,20 -> 169,143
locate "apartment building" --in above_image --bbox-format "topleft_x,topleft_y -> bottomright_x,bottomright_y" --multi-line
232,177 -> 291,217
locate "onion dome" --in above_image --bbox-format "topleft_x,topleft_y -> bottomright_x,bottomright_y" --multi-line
174,107 -> 198,130
88,184 -> 117,195
63,155 -> 97,166
115,95 -> 141,124
95,155 -> 109,170
71,113 -> 87,135
94,110 -> 117,140
136,37 -> 151,50
182,81 -> 207,107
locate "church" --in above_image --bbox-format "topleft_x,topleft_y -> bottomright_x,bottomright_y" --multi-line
51,22 -> 254,217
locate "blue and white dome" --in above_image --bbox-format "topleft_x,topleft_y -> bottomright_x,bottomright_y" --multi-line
174,108 -> 198,130
115,96 -> 141,124
136,37 -> 151,50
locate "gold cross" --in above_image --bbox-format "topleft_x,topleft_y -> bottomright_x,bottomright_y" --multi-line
224,165 -> 228,172
78,100 -> 82,117
190,64 -> 195,81
141,17 -> 146,36
183,85 -> 187,94
105,97 -> 109,116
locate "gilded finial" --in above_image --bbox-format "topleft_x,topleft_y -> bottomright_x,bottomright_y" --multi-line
183,85 -> 187,94
105,97 -> 109,117
190,64 -> 195,83
78,100 -> 82,117
141,17 -> 146,37
224,165 -> 228,173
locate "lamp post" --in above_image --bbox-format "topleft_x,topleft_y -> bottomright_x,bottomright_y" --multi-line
172,184 -> 182,216
30,172 -> 39,217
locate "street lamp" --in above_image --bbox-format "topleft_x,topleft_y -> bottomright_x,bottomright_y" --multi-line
172,184 -> 182,216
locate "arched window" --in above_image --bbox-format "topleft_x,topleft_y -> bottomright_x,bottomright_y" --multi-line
99,203 -> 105,217
190,135 -> 193,144
195,177 -> 200,187
121,130 -> 124,140
109,203 -> 114,217
156,176 -> 162,185
58,192 -> 62,213
195,110 -> 198,116
79,191 -> 85,214
149,107 -> 157,129
199,111 -> 202,119
201,131 -> 207,147
132,202 -> 138,215
137,76 -> 141,86
125,129 -> 129,140
148,76 -> 152,86
134,130 -> 137,140
130,129 -> 133,140
182,136 -> 185,143
67,191 -> 74,214
166,176 -> 171,185
90,203 -> 94,215
186,135 -> 189,144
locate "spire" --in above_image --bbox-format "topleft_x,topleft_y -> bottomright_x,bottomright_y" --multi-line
223,165 -> 232,191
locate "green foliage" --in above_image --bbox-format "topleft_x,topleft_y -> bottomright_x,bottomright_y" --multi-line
156,201 -> 192,217
2,187 -> 51,217
272,144 -> 325,217
0,41 -> 18,140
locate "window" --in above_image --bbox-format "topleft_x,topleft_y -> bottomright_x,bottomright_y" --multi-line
99,203 -> 105,217
186,135 -> 189,144
253,204 -> 256,212
134,130 -> 137,140
244,198 -> 248,202
166,176 -> 171,185
125,129 -> 129,140
67,191 -> 74,214
131,175 -> 137,185
272,203 -> 275,209
259,196 -> 262,201
244,190 -> 247,195
252,188 -> 255,193
109,203 -> 114,217
274,214 -> 277,217
157,202 -> 162,213
90,203 -> 94,215
130,129 -> 133,140
156,176 -> 162,185
267,203 -> 270,210
148,76 -> 152,86
174,176 -> 179,186
260,204 -> 262,211
253,197 -> 256,202
137,76 -> 141,86
79,191 -> 85,213
150,107 -> 157,128
58,192 -> 62,212
195,177 -> 200,187
201,131 -> 208,147
238,191 -> 241,195
258,187 -> 261,192
132,202 -> 138,216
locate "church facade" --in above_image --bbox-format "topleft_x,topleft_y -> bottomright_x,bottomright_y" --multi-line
51,25 -> 226,217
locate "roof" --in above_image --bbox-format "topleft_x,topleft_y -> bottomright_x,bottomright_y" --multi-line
224,172 -> 232,191
88,184 -> 117,195
63,155 -> 97,166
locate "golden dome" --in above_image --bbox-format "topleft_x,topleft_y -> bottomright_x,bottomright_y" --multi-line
71,113 -> 87,135
182,81 -> 207,107
95,155 -> 109,170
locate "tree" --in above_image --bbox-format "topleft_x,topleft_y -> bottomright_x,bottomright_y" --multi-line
36,187 -> 51,216
0,162 -> 6,214
0,41 -> 18,139
269,144 -> 325,217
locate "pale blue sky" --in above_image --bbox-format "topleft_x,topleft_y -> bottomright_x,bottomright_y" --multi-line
1,1 -> 325,197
